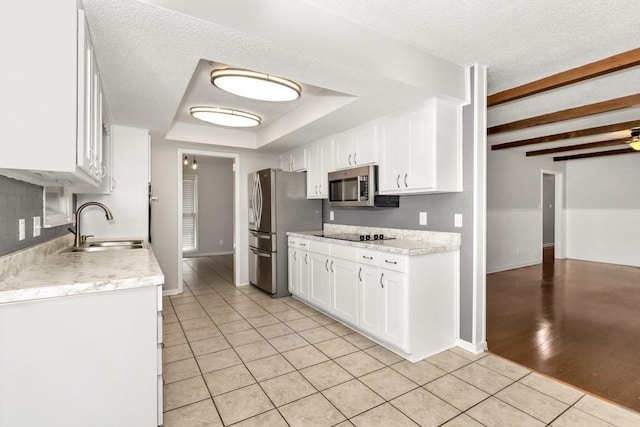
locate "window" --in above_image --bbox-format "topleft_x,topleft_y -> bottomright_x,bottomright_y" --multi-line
182,175 -> 198,252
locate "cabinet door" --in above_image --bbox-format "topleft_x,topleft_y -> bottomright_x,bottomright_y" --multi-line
290,147 -> 307,172
288,247 -> 299,295
76,12 -> 94,177
332,131 -> 357,170
380,270 -> 410,352
318,139 -> 332,197
378,116 -> 404,193
309,252 -> 331,310
331,257 -> 359,325
358,264 -> 382,337
405,105 -> 436,191
353,122 -> 378,166
280,154 -> 291,171
306,143 -> 321,198
299,249 -> 310,299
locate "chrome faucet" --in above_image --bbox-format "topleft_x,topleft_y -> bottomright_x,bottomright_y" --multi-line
74,202 -> 114,247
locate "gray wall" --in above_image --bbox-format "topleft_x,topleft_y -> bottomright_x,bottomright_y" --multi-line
542,174 -> 555,245
0,175 -> 69,257
322,68 -> 476,342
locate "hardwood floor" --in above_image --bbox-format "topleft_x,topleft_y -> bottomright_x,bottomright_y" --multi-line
487,250 -> 640,412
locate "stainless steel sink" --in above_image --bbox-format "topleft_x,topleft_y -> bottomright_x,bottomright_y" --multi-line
63,240 -> 145,253
87,240 -> 144,247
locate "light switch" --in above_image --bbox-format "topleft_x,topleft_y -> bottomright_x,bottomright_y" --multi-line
18,219 -> 25,241
33,216 -> 41,237
329,211 -> 335,221
454,214 -> 463,228
419,212 -> 427,225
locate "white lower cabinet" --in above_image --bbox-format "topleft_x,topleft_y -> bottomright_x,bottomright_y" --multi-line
331,257 -> 359,325
288,235 -> 458,362
0,285 -> 163,426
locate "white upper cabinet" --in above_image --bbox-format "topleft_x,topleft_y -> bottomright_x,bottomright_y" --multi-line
0,4 -> 106,187
333,122 -> 379,170
306,138 -> 332,199
379,98 -> 462,194
281,147 -> 307,172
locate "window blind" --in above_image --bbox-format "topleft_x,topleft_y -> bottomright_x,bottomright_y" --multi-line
182,175 -> 198,251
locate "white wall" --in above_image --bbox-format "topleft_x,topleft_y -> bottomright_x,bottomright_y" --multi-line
183,156 -> 234,255
487,149 -> 565,273
77,126 -> 149,238
151,136 -> 279,293
565,154 -> 640,267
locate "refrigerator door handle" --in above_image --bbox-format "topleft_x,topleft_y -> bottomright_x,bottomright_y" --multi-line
251,249 -> 271,258
256,174 -> 263,228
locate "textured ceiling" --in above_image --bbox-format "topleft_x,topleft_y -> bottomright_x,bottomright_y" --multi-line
83,0 -> 640,158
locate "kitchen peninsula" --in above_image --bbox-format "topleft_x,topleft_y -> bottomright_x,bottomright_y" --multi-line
288,225 -> 460,362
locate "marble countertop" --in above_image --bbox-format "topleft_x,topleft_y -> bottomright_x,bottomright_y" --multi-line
287,230 -> 460,255
0,241 -> 164,305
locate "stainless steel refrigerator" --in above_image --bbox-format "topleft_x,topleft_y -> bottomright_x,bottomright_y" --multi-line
249,168 -> 322,297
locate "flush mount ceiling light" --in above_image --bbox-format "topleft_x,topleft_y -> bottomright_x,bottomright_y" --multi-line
629,128 -> 640,151
211,68 -> 301,102
190,106 -> 261,128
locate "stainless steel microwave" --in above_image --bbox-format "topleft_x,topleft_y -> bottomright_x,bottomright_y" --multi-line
328,165 -> 399,207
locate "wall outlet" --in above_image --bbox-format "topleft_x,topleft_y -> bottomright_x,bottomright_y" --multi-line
329,211 -> 335,221
419,212 -> 427,226
33,216 -> 41,237
219,239 -> 224,246
454,213 -> 463,228
18,219 -> 25,241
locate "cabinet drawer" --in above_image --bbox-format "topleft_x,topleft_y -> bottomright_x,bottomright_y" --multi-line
357,248 -> 380,267
157,375 -> 163,426
379,253 -> 407,272
288,237 -> 299,248
297,239 -> 310,251
157,286 -> 163,311
331,243 -> 357,262
309,240 -> 331,256
157,344 -> 163,374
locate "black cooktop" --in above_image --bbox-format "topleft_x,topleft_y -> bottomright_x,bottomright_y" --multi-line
314,233 -> 395,242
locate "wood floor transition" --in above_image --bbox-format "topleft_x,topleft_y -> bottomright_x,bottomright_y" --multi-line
487,249 -> 640,412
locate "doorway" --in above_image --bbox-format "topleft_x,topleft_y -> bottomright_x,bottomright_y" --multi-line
540,170 -> 564,266
177,149 -> 239,294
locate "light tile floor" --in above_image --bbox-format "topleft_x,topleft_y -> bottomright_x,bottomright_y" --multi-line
162,256 -> 640,426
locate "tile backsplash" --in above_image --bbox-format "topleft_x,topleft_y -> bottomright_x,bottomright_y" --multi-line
0,175 -> 69,257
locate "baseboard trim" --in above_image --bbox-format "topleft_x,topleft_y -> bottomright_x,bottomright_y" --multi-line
487,260 -> 541,274
162,289 -> 180,296
456,339 -> 488,354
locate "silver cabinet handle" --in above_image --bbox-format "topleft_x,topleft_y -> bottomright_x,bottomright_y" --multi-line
404,173 -> 408,187
294,252 -> 297,261
305,253 -> 308,264
348,154 -> 352,165
315,184 -> 318,194
319,184 -> 322,193
300,243 -> 306,247
325,259 -> 329,271
380,272 -> 384,288
330,260 -> 334,272
385,259 -> 397,265
362,255 -> 373,260
358,267 -> 362,281
353,152 -> 357,164
396,174 -> 400,188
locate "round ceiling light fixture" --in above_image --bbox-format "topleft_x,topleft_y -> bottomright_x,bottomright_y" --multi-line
629,128 -> 640,151
211,68 -> 301,102
190,106 -> 261,128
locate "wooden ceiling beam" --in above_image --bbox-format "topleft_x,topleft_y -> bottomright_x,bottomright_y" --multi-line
526,138 -> 629,156
491,119 -> 640,150
489,94 -> 640,135
487,48 -> 640,107
554,148 -> 637,161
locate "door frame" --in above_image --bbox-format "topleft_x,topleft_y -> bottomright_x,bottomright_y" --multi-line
540,169 -> 565,259
177,149 -> 240,294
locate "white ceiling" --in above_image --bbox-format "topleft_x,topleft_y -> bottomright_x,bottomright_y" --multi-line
83,0 -> 640,159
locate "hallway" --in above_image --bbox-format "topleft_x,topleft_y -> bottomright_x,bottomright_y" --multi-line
487,256 -> 640,412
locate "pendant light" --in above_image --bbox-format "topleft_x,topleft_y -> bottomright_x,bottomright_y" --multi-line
183,156 -> 189,166
191,157 -> 198,170
190,106 -> 261,128
211,68 -> 301,102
